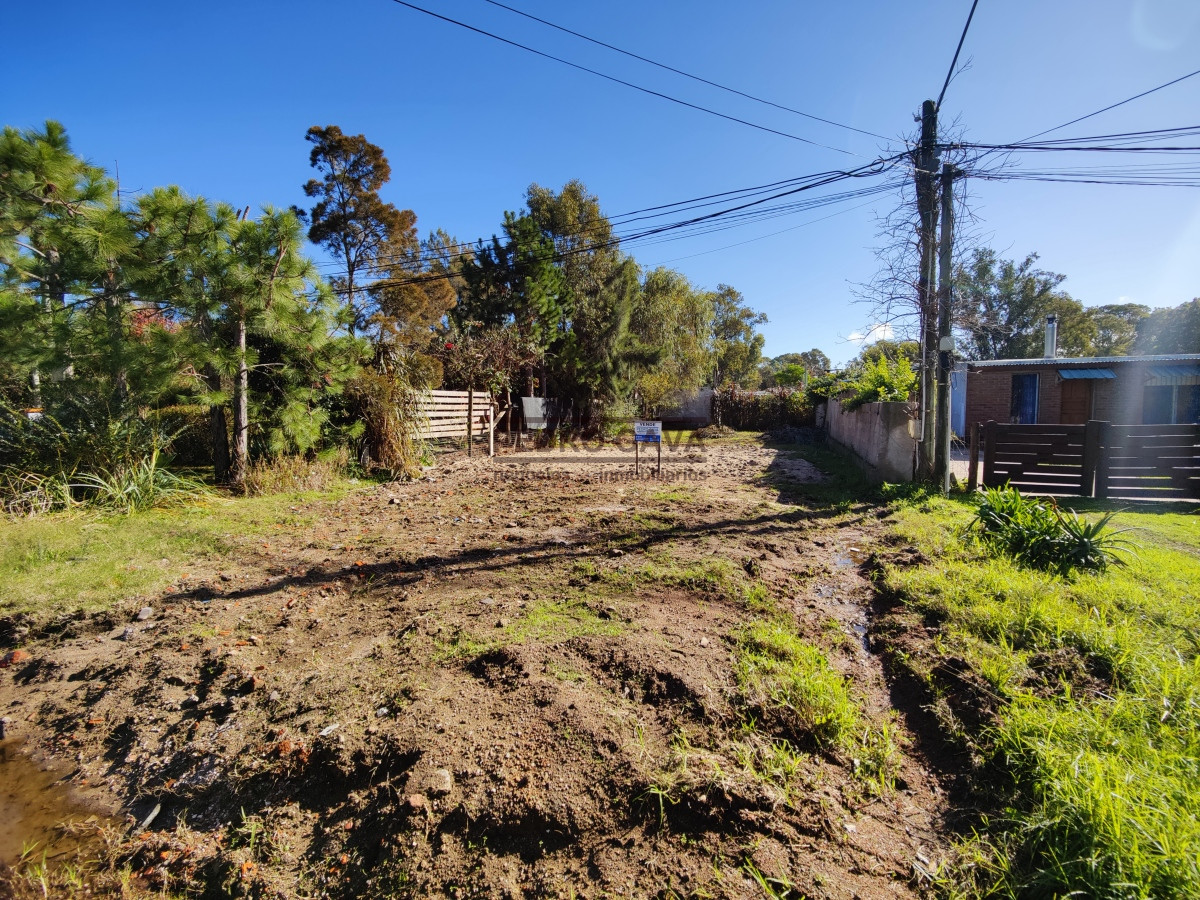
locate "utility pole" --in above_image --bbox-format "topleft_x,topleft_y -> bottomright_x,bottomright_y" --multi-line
934,162 -> 960,494
914,100 -> 940,481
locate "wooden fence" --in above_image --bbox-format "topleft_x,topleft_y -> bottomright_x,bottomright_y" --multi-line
415,390 -> 495,455
970,420 -> 1199,500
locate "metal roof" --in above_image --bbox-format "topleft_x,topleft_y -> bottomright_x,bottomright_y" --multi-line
968,353 -> 1200,368
1147,364 -> 1200,379
1059,368 -> 1115,379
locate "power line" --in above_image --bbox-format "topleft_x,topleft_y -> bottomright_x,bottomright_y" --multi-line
481,0 -> 892,143
313,162 -> 907,274
936,0 -> 980,110
1019,67 -> 1200,143
386,0 -> 861,155
319,157 -> 903,295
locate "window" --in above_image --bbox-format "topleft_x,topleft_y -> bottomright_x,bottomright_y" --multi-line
1144,385 -> 1200,425
1143,386 -> 1174,424
1011,373 -> 1038,424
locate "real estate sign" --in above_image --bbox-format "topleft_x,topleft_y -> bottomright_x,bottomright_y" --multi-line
633,420 -> 662,443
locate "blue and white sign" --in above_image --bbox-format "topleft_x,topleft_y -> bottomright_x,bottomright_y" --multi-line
633,420 -> 662,443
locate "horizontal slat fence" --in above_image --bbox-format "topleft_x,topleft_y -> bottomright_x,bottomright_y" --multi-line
976,420 -> 1199,500
981,422 -> 1090,495
415,390 -> 494,449
1097,424 -> 1200,501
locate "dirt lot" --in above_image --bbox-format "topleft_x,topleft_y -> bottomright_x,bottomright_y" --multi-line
0,435 -> 950,898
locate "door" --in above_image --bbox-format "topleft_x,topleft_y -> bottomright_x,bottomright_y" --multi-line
1060,379 -> 1092,424
1011,373 -> 1039,424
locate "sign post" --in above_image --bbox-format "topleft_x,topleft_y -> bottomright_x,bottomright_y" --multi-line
633,420 -> 662,475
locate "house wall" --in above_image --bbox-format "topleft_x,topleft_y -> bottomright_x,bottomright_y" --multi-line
826,399 -> 916,484
964,364 -> 1150,427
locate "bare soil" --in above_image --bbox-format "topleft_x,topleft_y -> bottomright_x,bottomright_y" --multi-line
0,437 -> 950,899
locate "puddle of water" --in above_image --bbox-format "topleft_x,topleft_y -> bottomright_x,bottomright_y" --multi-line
851,622 -> 870,652
834,547 -> 868,568
0,739 -> 117,867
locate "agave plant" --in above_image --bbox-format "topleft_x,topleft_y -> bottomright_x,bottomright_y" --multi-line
969,484 -> 1134,577
1051,509 -> 1134,577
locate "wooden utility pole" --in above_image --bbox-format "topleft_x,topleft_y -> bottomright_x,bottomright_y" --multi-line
914,100 -> 940,481
934,162 -> 959,493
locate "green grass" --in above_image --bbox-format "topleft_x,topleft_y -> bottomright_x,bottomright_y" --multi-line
733,621 -> 897,790
0,483 -> 361,618
882,494 -> 1200,898
505,595 -> 624,644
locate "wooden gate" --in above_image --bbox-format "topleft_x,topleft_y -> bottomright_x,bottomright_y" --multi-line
980,422 -> 1094,496
974,420 -> 1200,500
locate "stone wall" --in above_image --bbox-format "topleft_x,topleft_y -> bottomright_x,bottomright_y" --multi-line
825,399 -> 917,484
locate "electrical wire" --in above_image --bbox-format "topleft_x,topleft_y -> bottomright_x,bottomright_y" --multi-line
318,156 -> 905,294
936,0 -> 980,110
312,159 -> 908,275
1019,67 -> 1200,143
480,0 -> 892,142
386,0 -> 861,155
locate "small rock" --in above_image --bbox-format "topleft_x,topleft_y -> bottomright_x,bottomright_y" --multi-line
496,618 -> 510,628
374,707 -> 389,718
0,649 -> 29,668
428,768 -> 454,795
219,573 -> 232,582
249,635 -> 262,646
406,794 -> 427,811
700,637 -> 710,648
609,548 -> 624,557
479,597 -> 496,606
388,497 -> 400,505
843,822 -> 857,833
118,626 -> 136,642
319,723 -> 340,737
268,690 -> 282,702
0,717 -> 12,739
136,607 -> 154,621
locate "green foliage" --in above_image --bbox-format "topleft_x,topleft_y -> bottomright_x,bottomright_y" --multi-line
0,398 -> 176,476
301,124 -> 419,337
970,485 -> 1132,577
1134,298 -> 1200,355
773,363 -> 807,388
71,448 -> 210,514
711,284 -> 766,389
841,354 -> 916,410
882,494 -> 1200,898
735,621 -> 860,749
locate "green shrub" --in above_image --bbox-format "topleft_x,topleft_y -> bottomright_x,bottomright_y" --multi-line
969,485 -> 1132,577
842,355 -> 917,410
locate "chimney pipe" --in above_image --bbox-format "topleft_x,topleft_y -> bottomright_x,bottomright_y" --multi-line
1044,314 -> 1058,359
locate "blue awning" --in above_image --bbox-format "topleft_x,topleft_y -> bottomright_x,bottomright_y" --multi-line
1145,364 -> 1200,385
1058,368 -> 1115,379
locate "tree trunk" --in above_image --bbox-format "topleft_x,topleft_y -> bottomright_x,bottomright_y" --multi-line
229,315 -> 249,488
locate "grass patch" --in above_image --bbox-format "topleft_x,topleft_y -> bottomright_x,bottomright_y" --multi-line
505,595 -> 623,645
733,621 -> 897,790
881,494 -> 1200,897
0,483 -> 361,619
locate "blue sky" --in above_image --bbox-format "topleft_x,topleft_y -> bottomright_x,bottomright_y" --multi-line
4,0 -> 1198,365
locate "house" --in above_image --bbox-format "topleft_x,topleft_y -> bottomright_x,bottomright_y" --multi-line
964,353 -> 1200,427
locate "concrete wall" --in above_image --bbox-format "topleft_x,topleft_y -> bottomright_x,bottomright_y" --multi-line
825,399 -> 917,484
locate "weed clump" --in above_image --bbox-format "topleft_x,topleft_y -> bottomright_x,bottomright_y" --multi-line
969,485 -> 1132,577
